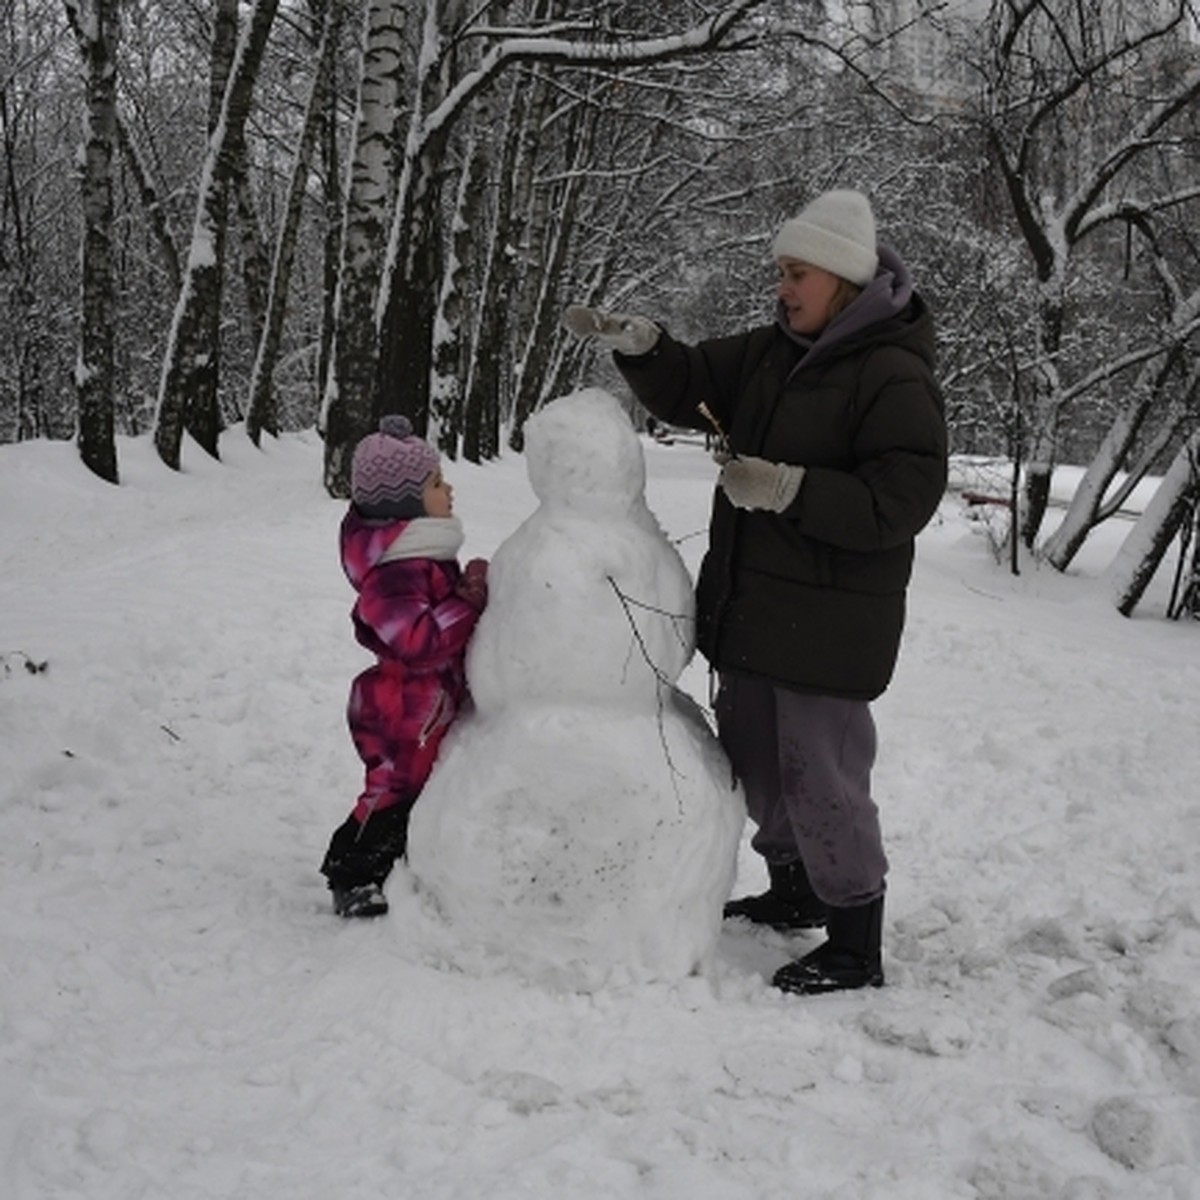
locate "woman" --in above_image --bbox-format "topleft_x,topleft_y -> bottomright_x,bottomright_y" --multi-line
562,189 -> 947,994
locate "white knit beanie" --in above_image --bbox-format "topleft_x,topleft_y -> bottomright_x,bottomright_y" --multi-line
771,189 -> 878,287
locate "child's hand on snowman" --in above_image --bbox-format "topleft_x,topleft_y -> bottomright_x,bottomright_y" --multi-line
456,558 -> 489,610
561,305 -> 660,356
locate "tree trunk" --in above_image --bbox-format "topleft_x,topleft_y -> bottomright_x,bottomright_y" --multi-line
509,98 -> 596,449
153,0 -> 279,470
114,112 -> 181,291
1018,292 -> 1064,548
1044,282 -> 1200,571
245,3 -> 338,444
375,1 -> 470,437
1110,430 -> 1200,617
429,127 -> 486,455
375,108 -> 444,429
191,0 -> 239,454
317,0 -> 343,417
1,71 -> 49,441
231,154 -> 270,353
65,0 -> 120,485
462,67 -> 547,463
321,0 -> 409,498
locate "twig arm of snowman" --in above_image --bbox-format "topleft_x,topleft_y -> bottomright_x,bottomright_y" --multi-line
605,575 -> 691,793
604,575 -> 691,664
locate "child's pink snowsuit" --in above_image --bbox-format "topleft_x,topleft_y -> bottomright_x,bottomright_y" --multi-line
340,509 -> 481,824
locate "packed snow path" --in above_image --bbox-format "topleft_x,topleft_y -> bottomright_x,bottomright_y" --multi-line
1,427 -> 1197,1199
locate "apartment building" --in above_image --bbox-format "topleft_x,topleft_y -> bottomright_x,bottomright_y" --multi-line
842,0 -> 1196,106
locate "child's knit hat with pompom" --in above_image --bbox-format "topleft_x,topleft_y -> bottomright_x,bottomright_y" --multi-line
351,415 -> 440,519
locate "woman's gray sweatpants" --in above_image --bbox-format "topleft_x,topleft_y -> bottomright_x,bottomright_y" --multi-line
715,673 -> 888,908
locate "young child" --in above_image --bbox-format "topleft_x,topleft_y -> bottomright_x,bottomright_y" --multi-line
320,415 -> 488,918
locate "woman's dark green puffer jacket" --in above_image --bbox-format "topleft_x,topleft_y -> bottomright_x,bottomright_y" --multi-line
615,295 -> 948,700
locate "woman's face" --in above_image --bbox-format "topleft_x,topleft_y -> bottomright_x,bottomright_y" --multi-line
776,258 -> 842,335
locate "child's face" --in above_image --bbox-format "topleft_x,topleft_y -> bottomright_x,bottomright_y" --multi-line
422,469 -> 454,518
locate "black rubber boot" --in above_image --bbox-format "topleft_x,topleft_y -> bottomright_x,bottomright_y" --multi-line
320,805 -> 410,918
723,859 -> 829,931
772,895 -> 884,994
330,882 -> 389,918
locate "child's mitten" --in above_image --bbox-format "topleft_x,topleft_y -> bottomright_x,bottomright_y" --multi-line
456,558 -> 489,610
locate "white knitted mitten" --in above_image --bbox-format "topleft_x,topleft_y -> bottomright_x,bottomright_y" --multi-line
718,455 -> 806,512
561,305 -> 661,356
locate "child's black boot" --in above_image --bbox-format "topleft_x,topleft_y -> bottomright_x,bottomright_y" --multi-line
331,882 -> 389,918
320,805 -> 410,918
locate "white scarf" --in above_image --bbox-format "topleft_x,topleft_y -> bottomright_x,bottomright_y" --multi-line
377,515 -> 465,564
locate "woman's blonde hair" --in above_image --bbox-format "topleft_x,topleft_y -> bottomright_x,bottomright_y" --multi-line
827,277 -> 863,321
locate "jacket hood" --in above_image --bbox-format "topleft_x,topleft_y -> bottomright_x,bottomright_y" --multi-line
340,508 -> 414,589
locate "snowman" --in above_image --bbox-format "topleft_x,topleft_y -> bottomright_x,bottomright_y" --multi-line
406,388 -> 745,990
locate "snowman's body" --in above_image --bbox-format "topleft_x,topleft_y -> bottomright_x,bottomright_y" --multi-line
407,390 -> 744,990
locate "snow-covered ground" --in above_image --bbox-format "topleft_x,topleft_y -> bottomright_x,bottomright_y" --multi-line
1,422 -> 1197,1200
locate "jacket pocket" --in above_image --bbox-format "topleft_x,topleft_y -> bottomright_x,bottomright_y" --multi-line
741,517 -> 834,588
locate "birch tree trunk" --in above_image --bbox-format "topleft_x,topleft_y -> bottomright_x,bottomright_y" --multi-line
427,0 -> 489,454
114,112 -> 181,292
232,159 -> 269,354
428,128 -> 483,454
1110,431 -> 1200,617
1043,361 -> 1196,570
1019,293 -> 1064,548
320,0 -> 409,498
215,0 -> 270,353
374,0 -> 462,438
317,6 -> 342,418
2,74 -> 47,441
153,0 -> 279,470
65,0 -> 120,485
462,66 -> 549,463
508,98 -> 596,448
245,2 -> 338,444
189,0 -> 238,457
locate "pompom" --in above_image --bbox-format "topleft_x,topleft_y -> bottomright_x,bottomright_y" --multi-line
379,414 -> 414,440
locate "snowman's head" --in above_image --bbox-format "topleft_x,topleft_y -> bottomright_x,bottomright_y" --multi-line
525,390 -> 645,514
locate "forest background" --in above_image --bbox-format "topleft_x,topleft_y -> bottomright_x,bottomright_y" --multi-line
3,0 -> 1200,614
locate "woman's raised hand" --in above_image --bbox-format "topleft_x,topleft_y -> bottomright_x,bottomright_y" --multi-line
561,305 -> 660,356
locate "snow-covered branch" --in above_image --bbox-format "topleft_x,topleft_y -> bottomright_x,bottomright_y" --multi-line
1058,319 -> 1200,405
1063,64 -> 1200,238
1073,181 -> 1200,244
421,0 -> 764,149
